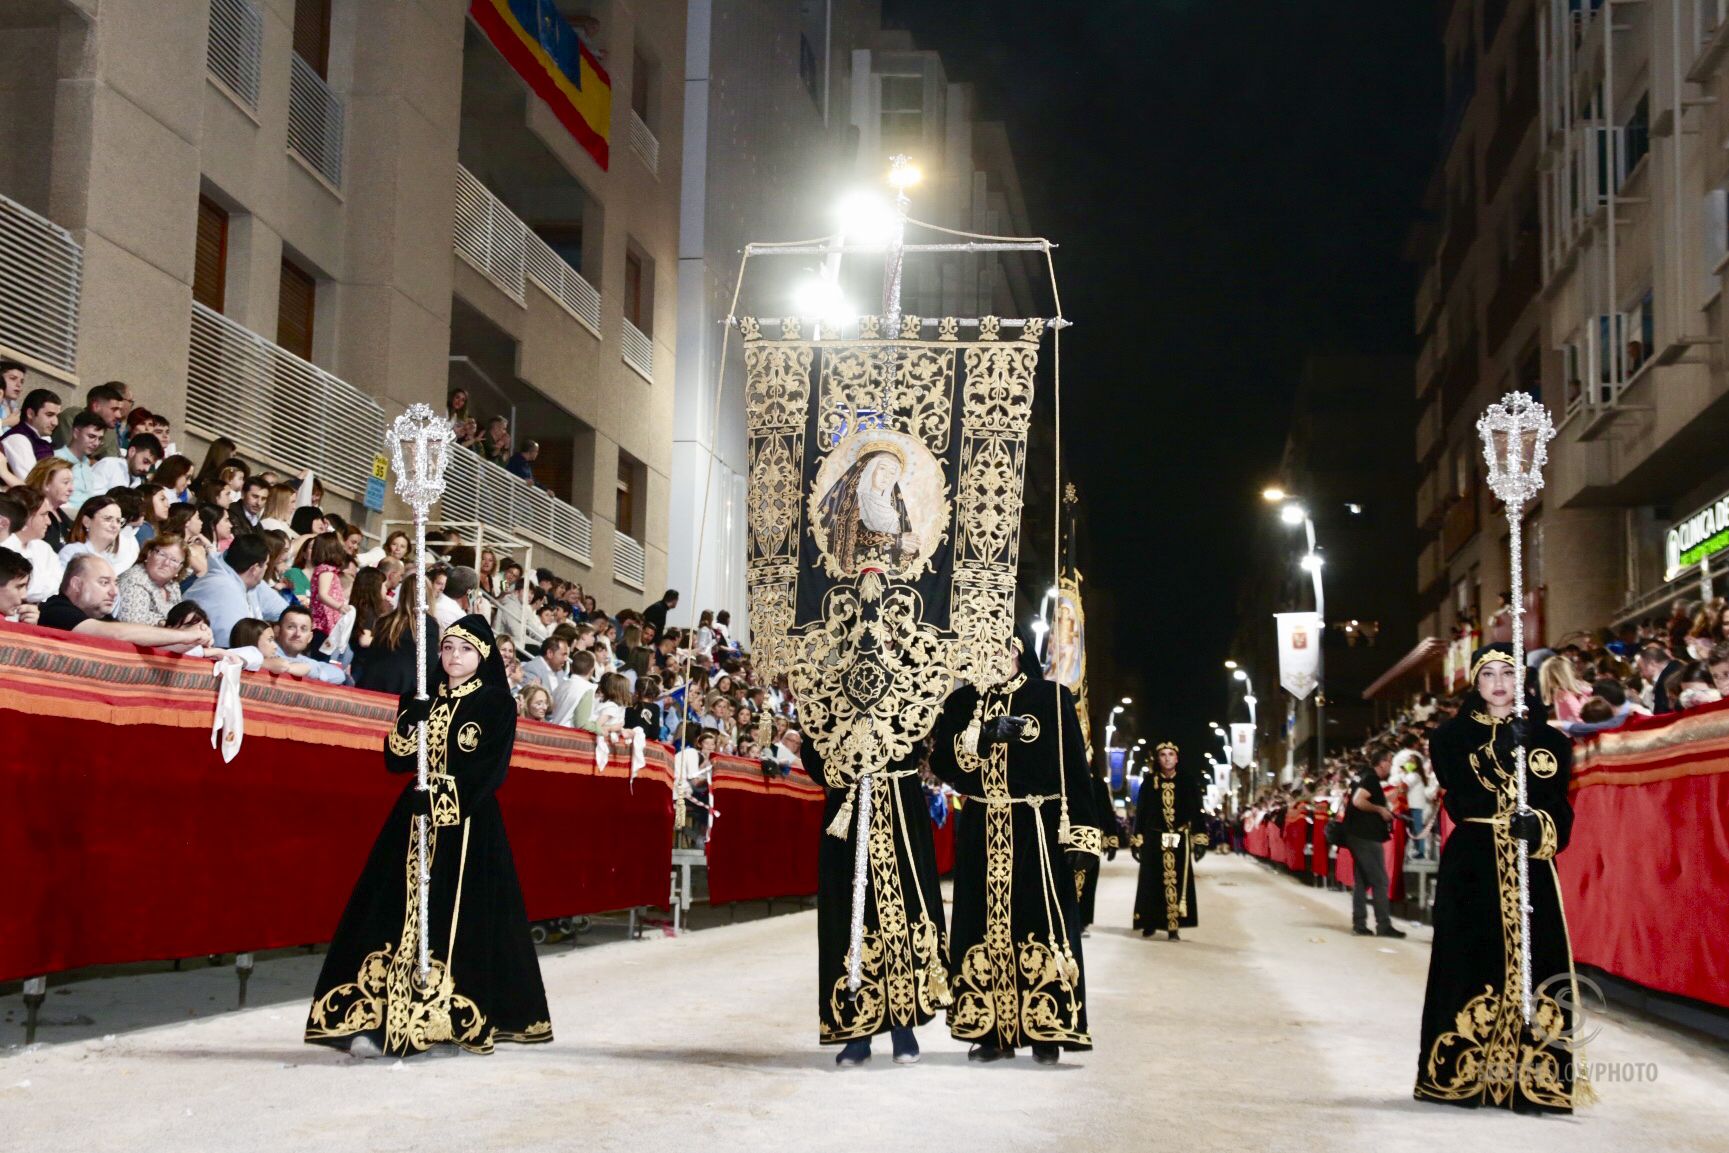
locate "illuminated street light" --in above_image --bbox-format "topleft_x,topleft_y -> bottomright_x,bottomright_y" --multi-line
835,190 -> 898,248
1121,696 -> 1132,705
1223,659 -> 1238,670
887,160 -> 923,191
1233,669 -> 1248,682
791,275 -> 850,322
1280,502 -> 1307,526
1261,486 -> 1287,503
1300,552 -> 1324,573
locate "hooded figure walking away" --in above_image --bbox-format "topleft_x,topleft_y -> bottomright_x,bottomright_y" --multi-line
1131,743 -> 1204,940
1413,642 -> 1589,1114
928,627 -> 1104,1065
306,614 -> 551,1057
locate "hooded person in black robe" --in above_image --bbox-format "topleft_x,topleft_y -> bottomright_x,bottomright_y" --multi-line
1076,770 -> 1117,931
1131,743 -> 1204,939
306,614 -> 551,1057
1413,643 -> 1590,1114
928,628 -> 1103,1064
810,735 -> 950,1067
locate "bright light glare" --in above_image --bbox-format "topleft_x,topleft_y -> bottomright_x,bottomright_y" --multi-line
791,276 -> 849,320
888,161 -> 923,190
1281,503 -> 1307,526
1224,659 -> 1238,670
1233,670 -> 1248,682
1121,696 -> 1133,705
836,191 -> 898,248
1261,486 -> 1287,503
1300,553 -> 1324,572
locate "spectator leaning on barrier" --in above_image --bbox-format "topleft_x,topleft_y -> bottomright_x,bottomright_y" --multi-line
506,439 -> 539,483
184,533 -> 277,647
113,533 -> 187,627
39,554 -> 211,651
522,634 -> 571,692
1636,642 -> 1684,713
0,387 -> 61,486
0,546 -> 37,624
1675,661 -> 1722,710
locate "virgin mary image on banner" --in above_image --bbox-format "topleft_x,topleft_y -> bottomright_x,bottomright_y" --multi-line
817,441 -> 918,573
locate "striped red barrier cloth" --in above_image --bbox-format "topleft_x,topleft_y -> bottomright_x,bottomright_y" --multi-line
0,621 -> 672,983
703,755 -> 824,905
1561,699 -> 1729,1009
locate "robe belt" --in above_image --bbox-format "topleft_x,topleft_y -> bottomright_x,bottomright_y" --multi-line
955,791 -> 1059,806
824,767 -> 922,839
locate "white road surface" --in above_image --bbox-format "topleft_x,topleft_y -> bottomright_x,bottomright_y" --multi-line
4,854 -> 1726,1152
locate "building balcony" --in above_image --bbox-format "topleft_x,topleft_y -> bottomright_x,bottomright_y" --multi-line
613,529 -> 646,591
453,165 -> 602,337
187,302 -> 383,499
288,52 -> 344,189
621,317 -> 653,382
0,191 -> 82,381
1441,488 -> 1479,559
442,448 -> 594,568
205,0 -> 263,111
629,108 -> 660,177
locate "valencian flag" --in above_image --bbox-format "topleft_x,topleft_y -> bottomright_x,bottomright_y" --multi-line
742,314 -> 1045,782
470,0 -> 612,170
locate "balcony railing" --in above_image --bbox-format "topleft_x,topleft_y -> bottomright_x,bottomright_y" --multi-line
453,165 -> 601,336
621,317 -> 654,381
613,529 -> 646,590
288,52 -> 344,188
187,301 -> 383,498
442,448 -> 593,567
206,0 -> 263,109
0,193 -> 82,378
629,108 -> 660,176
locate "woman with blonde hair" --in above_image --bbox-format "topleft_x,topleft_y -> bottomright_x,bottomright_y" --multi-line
1538,653 -> 1592,726
519,683 -> 554,722
25,456 -> 75,550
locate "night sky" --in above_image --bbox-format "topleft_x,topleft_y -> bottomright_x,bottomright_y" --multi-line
882,0 -> 1443,754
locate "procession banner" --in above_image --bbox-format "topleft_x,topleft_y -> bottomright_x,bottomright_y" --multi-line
742,314 -> 1045,783
1230,722 -> 1255,769
1046,570 -> 1092,757
1275,611 -> 1322,699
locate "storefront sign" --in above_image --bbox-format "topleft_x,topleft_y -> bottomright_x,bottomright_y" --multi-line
1665,490 -> 1729,580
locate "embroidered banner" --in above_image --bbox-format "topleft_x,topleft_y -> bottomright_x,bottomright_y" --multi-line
1275,610 -> 1322,700
742,314 -> 1044,782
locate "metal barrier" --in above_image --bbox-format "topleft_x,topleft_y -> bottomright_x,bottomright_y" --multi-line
622,316 -> 654,380
288,52 -> 345,188
206,0 -> 263,109
613,528 -> 646,590
454,165 -> 602,336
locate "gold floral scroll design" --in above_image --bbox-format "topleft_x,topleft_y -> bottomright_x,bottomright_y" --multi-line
791,576 -> 960,783
954,435 -> 1025,569
1416,984 -> 1574,1109
962,345 -> 1038,438
747,433 -> 802,561
744,342 -> 812,432
813,344 -> 954,455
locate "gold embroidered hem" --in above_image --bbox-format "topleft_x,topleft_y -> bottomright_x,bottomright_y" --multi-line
1413,984 -> 1573,1111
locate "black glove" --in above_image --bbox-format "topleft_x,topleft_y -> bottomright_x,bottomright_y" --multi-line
978,715 -> 1029,751
760,756 -> 779,778
1508,809 -> 1544,849
1105,845 -> 1118,862
1510,715 -> 1541,746
407,786 -> 434,817
398,696 -> 433,727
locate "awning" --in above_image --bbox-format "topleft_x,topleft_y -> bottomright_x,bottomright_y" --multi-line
1362,637 -> 1444,700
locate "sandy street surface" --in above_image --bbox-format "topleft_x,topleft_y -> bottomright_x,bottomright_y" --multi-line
4,854 -> 1726,1152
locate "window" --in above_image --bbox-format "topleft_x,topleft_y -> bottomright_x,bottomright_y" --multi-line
631,51 -> 653,123
616,456 -> 636,537
277,259 -> 316,361
624,250 -> 647,331
1622,93 -> 1650,176
293,0 -> 330,76
194,197 -> 228,313
1625,287 -> 1655,376
880,74 -> 923,153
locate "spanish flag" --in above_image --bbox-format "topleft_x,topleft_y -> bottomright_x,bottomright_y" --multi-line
470,0 -> 612,170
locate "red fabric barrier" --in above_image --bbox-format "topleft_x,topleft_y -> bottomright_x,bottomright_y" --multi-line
1560,700 -> 1729,1010
1334,838 -> 1354,888
0,622 -> 673,983
1310,803 -> 1332,877
1246,822 -> 1270,859
1283,809 -> 1309,872
703,756 -> 824,905
932,813 -> 956,875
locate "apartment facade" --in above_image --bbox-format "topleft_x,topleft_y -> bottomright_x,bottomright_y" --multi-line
0,0 -> 683,601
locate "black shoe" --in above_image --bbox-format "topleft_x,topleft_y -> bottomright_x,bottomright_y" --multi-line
1351,926 -> 1374,937
1032,1044 -> 1061,1065
834,1038 -> 872,1067
890,1027 -> 920,1065
1141,929 -> 1154,938
1167,930 -> 1181,941
967,1044 -> 1015,1063
1377,925 -> 1408,939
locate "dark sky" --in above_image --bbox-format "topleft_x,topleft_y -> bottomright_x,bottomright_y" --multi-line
882,0 -> 1442,753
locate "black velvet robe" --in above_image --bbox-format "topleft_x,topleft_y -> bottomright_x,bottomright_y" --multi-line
306,638 -> 551,1056
930,675 -> 1102,1051
1076,774 -> 1117,929
809,741 -> 950,1044
1132,769 -> 1203,933
1414,704 -> 1584,1113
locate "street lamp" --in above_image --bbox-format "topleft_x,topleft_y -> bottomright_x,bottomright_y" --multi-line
1266,489 -> 1327,778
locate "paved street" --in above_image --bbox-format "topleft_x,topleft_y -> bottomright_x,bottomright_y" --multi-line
4,855 -> 1726,1152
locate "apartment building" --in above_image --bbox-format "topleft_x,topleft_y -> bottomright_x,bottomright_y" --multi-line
0,0 -> 683,600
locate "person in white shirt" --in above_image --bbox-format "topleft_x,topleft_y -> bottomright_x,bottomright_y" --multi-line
90,432 -> 163,493
1394,748 -> 1435,860
550,649 -> 601,732
0,488 -> 63,603
56,494 -> 139,575
432,565 -> 481,629
772,728 -> 804,773
53,410 -> 109,512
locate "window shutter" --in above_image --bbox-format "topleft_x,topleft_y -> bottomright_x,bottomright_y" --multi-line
277,259 -> 316,361
293,0 -> 330,76
194,197 -> 228,312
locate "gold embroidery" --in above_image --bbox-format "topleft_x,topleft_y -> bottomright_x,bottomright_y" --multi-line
1161,780 -> 1179,932
1529,748 -> 1558,779
1066,824 -> 1102,857
1415,985 -> 1574,1109
1530,809 -> 1559,861
443,625 -> 491,660
457,722 -> 481,753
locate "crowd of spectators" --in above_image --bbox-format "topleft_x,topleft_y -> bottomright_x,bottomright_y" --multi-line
1235,598 -> 1729,895
1,371 -> 807,802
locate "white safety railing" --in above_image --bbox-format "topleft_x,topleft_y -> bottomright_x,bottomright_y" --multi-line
206,0 -> 263,109
187,302 -> 383,497
0,193 -> 82,378
613,529 -> 646,590
442,447 -> 593,566
288,52 -> 345,188
621,317 -> 654,381
629,108 -> 660,176
454,165 -> 602,336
